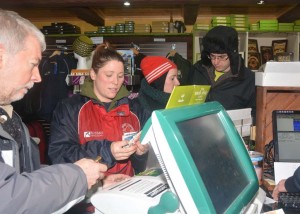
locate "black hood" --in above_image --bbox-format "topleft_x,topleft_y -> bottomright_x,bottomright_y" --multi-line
201,26 -> 240,75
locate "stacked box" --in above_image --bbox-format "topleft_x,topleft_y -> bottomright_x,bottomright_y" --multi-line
41,22 -> 81,35
230,14 -> 249,31
105,26 -> 116,34
98,26 -> 106,33
211,16 -> 231,27
151,21 -> 169,33
193,23 -> 212,31
125,21 -> 135,33
134,24 -> 151,33
115,23 -> 125,33
294,20 -> 300,32
278,23 -> 294,32
259,19 -> 278,31
249,23 -> 260,31
84,31 -> 98,36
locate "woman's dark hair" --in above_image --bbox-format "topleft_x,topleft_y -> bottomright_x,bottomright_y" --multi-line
91,41 -> 124,73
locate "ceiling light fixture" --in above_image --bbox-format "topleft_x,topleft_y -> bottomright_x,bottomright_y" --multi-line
257,0 -> 265,5
124,1 -> 131,6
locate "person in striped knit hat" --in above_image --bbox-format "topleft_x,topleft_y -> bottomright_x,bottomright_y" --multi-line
134,56 -> 180,116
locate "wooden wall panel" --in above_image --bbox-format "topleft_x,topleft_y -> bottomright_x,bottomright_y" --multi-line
256,86 -> 300,153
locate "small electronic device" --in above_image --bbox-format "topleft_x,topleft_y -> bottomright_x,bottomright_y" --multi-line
272,110 -> 300,162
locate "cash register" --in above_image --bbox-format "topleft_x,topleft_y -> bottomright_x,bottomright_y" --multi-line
91,102 -> 266,214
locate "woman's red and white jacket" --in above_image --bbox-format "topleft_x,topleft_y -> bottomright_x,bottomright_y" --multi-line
48,83 -> 150,176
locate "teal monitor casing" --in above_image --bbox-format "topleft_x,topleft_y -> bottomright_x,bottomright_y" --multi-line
141,101 -> 259,214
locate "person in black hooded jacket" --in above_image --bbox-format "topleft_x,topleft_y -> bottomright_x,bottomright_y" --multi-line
188,26 -> 256,122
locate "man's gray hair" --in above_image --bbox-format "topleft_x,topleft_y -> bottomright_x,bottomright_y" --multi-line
0,9 -> 46,54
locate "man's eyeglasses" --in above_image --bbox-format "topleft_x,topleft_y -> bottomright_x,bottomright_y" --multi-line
208,54 -> 229,61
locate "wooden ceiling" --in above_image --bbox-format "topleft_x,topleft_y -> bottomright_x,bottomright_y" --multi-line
2,0 -> 300,26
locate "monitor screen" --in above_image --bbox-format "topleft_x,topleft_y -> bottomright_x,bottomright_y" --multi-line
273,110 -> 300,162
176,114 -> 248,213
142,101 -> 259,213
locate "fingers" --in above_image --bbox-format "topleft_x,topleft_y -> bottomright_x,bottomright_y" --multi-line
272,179 -> 287,201
105,174 -> 130,182
98,163 -> 108,179
103,174 -> 130,188
272,186 -> 279,201
74,158 -> 108,189
111,141 -> 138,160
135,141 -> 149,155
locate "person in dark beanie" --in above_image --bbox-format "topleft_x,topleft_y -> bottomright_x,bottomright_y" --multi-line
188,26 -> 256,123
134,56 -> 180,115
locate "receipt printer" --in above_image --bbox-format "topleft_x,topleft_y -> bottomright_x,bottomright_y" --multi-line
91,175 -> 180,214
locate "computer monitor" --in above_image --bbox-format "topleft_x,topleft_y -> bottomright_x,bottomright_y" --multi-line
273,110 -> 300,162
142,101 -> 260,214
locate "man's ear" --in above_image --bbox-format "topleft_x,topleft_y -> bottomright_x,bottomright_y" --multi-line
90,69 -> 96,80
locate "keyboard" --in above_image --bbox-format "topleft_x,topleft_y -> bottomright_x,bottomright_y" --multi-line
278,192 -> 300,210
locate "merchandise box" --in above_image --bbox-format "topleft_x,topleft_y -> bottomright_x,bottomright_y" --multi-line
67,69 -> 89,86
227,108 -> 252,137
117,49 -> 135,75
255,61 -> 300,87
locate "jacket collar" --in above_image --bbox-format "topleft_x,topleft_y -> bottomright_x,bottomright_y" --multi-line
80,77 -> 130,111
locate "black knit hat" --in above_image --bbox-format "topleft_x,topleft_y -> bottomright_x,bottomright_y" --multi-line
201,26 -> 240,75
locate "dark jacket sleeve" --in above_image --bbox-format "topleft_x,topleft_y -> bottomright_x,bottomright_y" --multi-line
285,167 -> 300,192
129,98 -> 152,173
187,61 -> 209,85
0,162 -> 87,214
48,98 -> 116,168
129,97 -> 152,129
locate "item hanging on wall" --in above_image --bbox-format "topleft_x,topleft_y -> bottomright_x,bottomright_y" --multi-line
260,46 -> 273,64
248,39 -> 258,53
248,52 -> 261,70
272,39 -> 288,56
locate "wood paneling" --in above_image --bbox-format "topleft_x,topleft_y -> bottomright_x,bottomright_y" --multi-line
256,86 -> 300,153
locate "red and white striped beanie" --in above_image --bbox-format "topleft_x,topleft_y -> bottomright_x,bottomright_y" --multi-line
140,56 -> 177,84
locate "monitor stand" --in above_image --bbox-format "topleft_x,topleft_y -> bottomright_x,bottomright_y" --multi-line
244,187 -> 266,214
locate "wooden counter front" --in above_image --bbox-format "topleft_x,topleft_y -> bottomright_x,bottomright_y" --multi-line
255,86 -> 300,153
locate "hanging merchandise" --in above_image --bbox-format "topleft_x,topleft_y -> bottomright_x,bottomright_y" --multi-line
37,51 -> 77,122
72,35 -> 94,58
12,50 -> 77,122
174,21 -> 186,33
